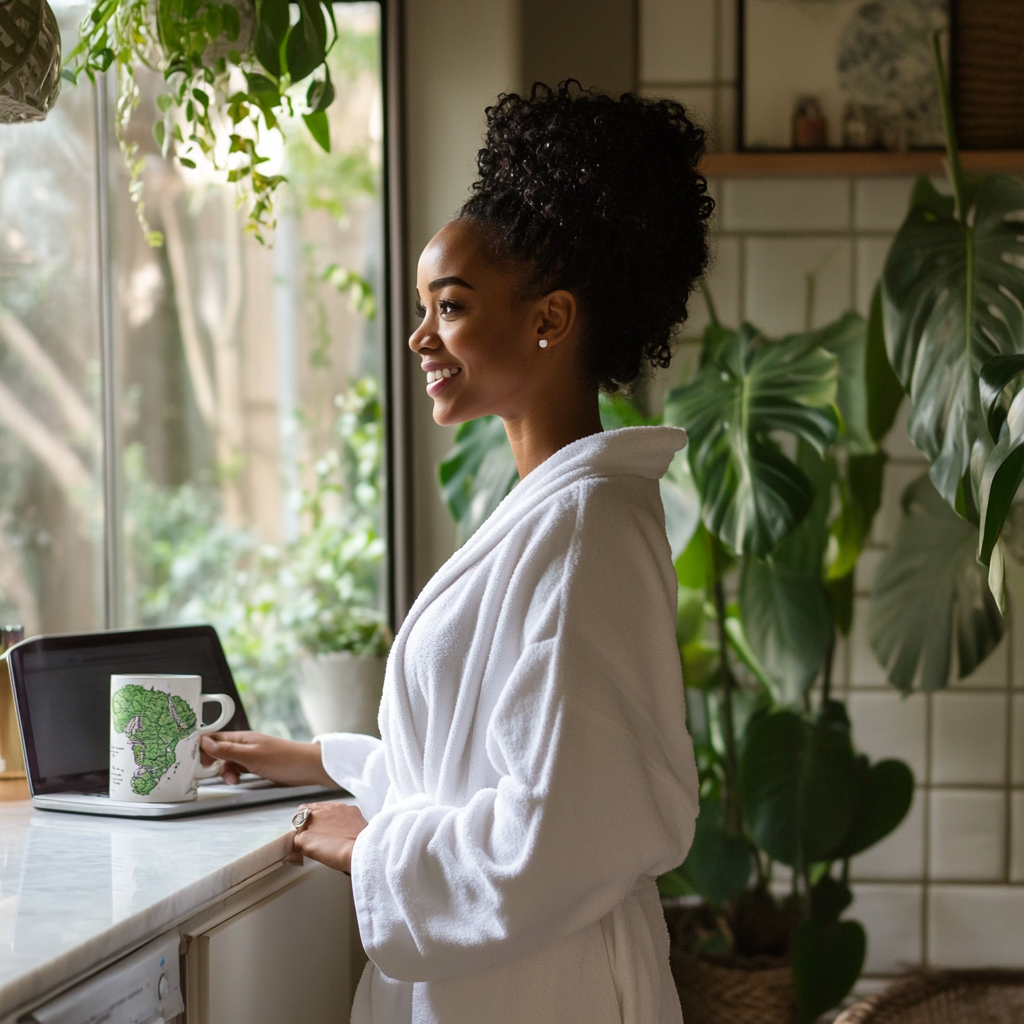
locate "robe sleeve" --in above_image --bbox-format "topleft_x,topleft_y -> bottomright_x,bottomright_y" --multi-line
349,478 -> 699,983
315,732 -> 390,820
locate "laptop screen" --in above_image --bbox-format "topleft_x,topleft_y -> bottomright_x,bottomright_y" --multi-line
8,626 -> 250,795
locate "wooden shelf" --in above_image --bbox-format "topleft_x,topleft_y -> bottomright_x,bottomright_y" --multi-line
700,150 -> 1024,177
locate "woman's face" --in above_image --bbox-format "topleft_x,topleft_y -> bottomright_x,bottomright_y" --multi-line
409,219 -> 567,426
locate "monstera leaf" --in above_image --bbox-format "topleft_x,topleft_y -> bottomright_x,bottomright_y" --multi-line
882,174 -> 1024,510
665,323 -> 839,557
737,703 -> 858,868
869,473 -> 1004,691
739,443 -> 834,701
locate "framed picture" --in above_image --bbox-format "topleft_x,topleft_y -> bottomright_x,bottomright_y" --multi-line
739,0 -> 951,151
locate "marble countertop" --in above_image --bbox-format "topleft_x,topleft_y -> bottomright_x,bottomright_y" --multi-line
0,799 -> 310,1019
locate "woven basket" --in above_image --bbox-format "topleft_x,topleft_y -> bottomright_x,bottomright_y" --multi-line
834,970 -> 1024,1024
672,952 -> 796,1024
0,0 -> 60,123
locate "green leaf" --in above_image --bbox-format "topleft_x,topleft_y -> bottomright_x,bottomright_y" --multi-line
978,383 -> 1024,570
739,559 -> 831,702
831,757 -> 915,860
438,416 -> 518,543
865,284 -> 905,445
739,442 -> 834,700
792,915 -> 866,1024
881,173 -> 1024,509
661,453 -> 702,562
598,392 -> 654,429
737,707 -> 858,868
978,353 -> 1024,443
665,323 -> 839,556
287,0 -> 328,82
303,110 -> 330,153
829,451 -> 886,582
221,2 -> 240,41
681,799 -> 752,905
869,473 -> 1004,691
254,0 -> 288,76
674,522 -> 714,590
787,311 -> 874,455
306,73 -> 336,113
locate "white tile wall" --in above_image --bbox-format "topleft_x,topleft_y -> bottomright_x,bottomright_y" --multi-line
855,237 -> 891,315
721,178 -> 851,233
641,0 -> 1024,980
847,691 -> 927,778
932,693 -> 1008,786
851,885 -> 923,974
744,237 -> 853,335
959,638 -> 1009,689
853,178 -> 917,232
929,887 -> 1024,968
930,790 -> 1005,881
1013,696 -> 1024,785
1011,791 -> 1024,882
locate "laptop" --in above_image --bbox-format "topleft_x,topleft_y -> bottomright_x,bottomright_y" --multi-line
6,624 -> 346,819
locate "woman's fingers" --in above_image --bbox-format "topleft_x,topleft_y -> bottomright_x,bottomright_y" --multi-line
292,801 -> 369,874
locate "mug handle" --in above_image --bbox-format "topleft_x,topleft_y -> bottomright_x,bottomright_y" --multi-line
193,694 -> 236,780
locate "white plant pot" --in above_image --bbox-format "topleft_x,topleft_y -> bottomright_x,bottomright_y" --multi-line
297,651 -> 386,738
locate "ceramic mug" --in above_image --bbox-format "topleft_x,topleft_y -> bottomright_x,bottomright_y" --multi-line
109,674 -> 235,803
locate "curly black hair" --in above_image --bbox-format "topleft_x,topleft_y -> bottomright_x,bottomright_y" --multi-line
459,81 -> 714,392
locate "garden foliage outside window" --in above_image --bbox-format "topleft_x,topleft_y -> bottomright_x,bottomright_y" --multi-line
0,1 -> 387,738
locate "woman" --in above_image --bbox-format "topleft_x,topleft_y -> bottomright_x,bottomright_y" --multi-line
201,82 -> 713,1023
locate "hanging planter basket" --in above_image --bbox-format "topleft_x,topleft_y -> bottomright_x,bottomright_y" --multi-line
0,0 -> 60,123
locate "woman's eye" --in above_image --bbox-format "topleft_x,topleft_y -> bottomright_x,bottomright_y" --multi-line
414,301 -> 426,319
438,300 -> 460,317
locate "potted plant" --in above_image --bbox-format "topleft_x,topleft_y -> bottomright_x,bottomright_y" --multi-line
272,377 -> 391,736
866,34 -> 1024,693
438,298 -> 914,1023
63,0 -> 341,242
657,305 -> 913,1024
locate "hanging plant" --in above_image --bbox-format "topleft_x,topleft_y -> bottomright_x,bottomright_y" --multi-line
62,0 -> 339,243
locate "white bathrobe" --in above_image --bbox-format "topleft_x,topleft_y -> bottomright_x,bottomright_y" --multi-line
318,426 -> 698,1024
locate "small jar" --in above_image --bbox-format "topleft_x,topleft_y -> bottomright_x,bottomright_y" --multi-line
792,96 -> 828,151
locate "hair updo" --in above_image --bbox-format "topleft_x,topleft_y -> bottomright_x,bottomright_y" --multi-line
459,80 -> 714,392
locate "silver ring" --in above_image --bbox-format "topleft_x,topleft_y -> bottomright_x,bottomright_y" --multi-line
291,806 -> 313,832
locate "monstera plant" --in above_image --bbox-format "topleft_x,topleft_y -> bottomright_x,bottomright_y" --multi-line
438,301 -> 914,1023
866,34 -> 1024,692
64,0 -> 342,241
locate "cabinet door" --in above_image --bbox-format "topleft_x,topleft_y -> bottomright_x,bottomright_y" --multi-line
190,864 -> 365,1024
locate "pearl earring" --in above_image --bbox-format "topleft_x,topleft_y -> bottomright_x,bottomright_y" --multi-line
538,339 -> 548,349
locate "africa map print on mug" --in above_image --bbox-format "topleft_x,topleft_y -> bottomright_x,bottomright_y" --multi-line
109,674 -> 235,802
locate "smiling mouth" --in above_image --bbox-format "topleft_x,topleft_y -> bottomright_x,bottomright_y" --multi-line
425,367 -> 461,384
425,366 -> 461,396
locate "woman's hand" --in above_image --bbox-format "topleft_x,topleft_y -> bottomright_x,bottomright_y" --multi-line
292,801 -> 369,874
200,731 -> 336,788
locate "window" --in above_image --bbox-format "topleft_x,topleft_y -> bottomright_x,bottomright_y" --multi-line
0,1 -> 390,737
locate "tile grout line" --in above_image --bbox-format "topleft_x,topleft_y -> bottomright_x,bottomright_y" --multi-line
922,688 -> 933,967
1005,594 -> 1015,883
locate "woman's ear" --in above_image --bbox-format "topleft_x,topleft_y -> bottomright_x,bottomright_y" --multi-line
534,290 -> 577,349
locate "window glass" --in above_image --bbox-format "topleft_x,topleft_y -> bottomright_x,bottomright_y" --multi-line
0,0 -> 102,637
0,1 -> 386,738
115,2 -> 386,736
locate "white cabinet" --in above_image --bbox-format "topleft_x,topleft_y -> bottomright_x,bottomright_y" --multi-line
181,861 -> 366,1024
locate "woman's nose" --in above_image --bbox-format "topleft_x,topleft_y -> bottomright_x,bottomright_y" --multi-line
408,320 -> 439,353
